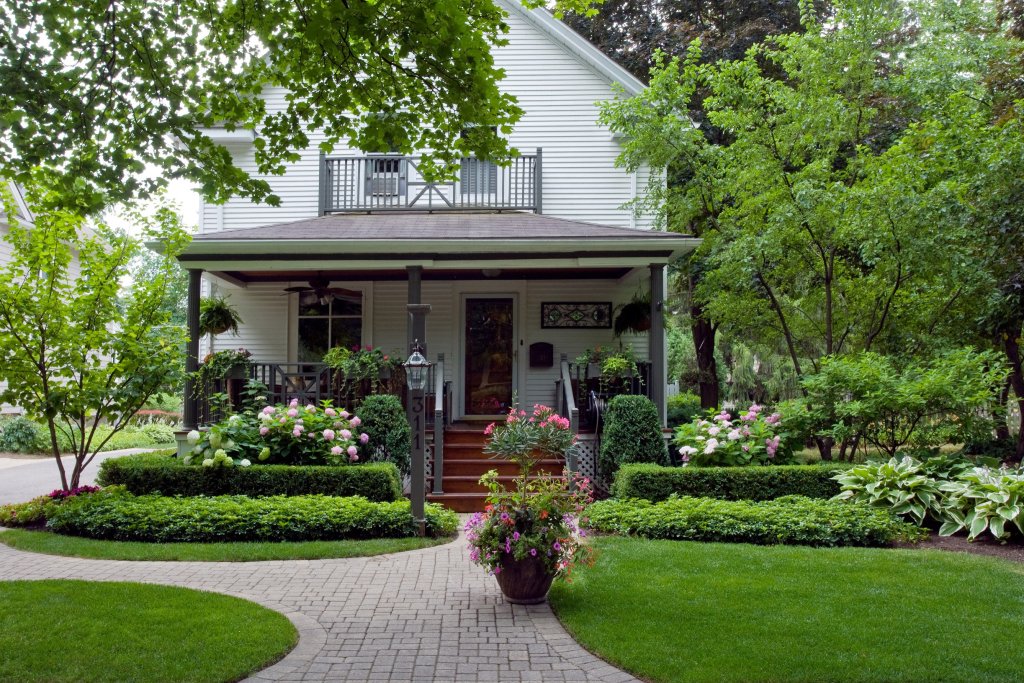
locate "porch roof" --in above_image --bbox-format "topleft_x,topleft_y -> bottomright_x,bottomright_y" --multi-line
173,212 -> 700,272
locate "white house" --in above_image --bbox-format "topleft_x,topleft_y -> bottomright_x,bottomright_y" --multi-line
172,1 -> 699,508
0,183 -> 38,415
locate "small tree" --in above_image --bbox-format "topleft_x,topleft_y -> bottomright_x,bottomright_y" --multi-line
599,394 -> 668,480
356,394 -> 412,476
0,184 -> 190,491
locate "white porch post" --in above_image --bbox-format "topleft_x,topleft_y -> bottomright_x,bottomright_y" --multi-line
649,264 -> 667,427
407,265 -> 424,354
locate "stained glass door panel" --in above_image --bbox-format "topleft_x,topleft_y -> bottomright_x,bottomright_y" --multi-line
464,298 -> 515,416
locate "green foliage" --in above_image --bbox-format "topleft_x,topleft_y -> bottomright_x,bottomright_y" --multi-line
46,490 -> 458,542
938,468 -> 1024,542
0,416 -> 45,453
483,404 -> 576,474
0,496 -> 56,527
801,350 -> 1005,457
674,404 -> 794,466
356,394 -> 411,476
586,495 -> 923,547
198,296 -> 243,337
324,345 -> 401,398
599,395 -> 668,479
97,452 -> 402,501
612,463 -> 846,502
833,457 -> 946,526
0,187 -> 189,491
666,391 -> 702,428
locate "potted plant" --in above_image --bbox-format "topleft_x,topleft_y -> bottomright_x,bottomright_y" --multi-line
199,296 -> 243,336
465,404 -> 594,604
193,348 -> 253,391
613,292 -> 651,336
324,345 -> 401,397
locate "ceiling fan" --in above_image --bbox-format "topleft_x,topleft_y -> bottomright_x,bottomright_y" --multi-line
282,276 -> 361,305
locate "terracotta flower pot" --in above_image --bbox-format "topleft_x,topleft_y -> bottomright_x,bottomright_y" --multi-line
495,552 -> 555,605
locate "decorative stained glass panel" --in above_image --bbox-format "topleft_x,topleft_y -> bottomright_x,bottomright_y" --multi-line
541,302 -> 612,329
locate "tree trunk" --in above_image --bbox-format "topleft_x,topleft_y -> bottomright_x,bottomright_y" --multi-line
815,435 -> 834,461
996,375 -> 1012,442
691,299 -> 719,410
1003,329 -> 1024,463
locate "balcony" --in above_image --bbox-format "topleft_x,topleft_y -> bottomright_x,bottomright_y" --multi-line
318,150 -> 541,214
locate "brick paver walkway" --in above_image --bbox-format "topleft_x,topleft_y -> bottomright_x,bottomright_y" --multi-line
0,531 -> 638,683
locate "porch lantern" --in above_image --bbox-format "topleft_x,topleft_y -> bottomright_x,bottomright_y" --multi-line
404,343 -> 431,391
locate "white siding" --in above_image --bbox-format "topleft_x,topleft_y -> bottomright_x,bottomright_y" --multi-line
201,4 -> 653,232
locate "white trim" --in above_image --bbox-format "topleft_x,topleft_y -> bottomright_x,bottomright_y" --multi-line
499,0 -> 646,96
196,128 -> 257,143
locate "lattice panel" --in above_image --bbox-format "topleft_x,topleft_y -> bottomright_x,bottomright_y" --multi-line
573,435 -> 611,495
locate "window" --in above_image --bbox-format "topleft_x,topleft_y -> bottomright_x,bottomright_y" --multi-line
365,156 -> 406,197
297,292 -> 363,362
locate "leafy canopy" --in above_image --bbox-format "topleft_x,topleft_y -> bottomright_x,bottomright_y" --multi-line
0,182 -> 190,490
0,0 -> 598,213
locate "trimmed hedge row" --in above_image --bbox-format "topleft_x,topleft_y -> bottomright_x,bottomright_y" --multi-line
46,491 -> 459,542
586,495 -> 923,547
98,452 -> 402,502
611,463 -> 849,502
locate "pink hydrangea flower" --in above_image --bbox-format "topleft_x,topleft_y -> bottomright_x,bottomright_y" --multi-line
359,433 -> 369,444
707,426 -> 721,437
331,445 -> 343,456
289,398 -> 299,407
259,426 -> 269,436
287,408 -> 298,418
727,429 -> 741,441
339,410 -> 350,419
325,408 -> 337,417
347,445 -> 358,457
262,406 -> 274,415
323,429 -> 335,441
350,416 -> 361,427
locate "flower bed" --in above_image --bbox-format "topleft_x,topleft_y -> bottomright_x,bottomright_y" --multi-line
586,495 -> 923,547
674,403 -> 795,466
97,452 -> 402,501
46,489 -> 458,542
612,463 -> 848,502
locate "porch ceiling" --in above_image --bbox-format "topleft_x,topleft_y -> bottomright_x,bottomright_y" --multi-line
166,212 -> 700,272
215,266 -> 633,283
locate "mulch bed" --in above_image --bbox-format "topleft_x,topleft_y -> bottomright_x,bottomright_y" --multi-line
900,532 -> 1024,564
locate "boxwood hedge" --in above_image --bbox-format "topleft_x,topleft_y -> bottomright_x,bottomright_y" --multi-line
46,490 -> 459,542
586,495 -> 923,547
611,463 -> 849,502
98,452 -> 402,502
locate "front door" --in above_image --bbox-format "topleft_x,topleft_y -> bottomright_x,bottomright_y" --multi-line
464,297 -> 515,416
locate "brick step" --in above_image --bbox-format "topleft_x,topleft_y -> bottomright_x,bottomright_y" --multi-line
426,492 -> 489,513
443,433 -> 488,447
439,443 -> 492,460
441,458 -> 564,477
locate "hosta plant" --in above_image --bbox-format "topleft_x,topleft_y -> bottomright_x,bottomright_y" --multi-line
833,456 -> 943,526
674,404 -> 794,467
938,467 -> 1024,542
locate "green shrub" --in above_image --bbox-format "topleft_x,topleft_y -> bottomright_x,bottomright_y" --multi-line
357,394 -> 411,475
586,495 -> 923,547
0,496 -> 55,526
0,416 -> 45,453
599,395 -> 668,480
97,452 -> 402,501
137,423 -> 177,444
612,463 -> 847,502
46,490 -> 458,541
666,392 -> 702,428
674,404 -> 796,466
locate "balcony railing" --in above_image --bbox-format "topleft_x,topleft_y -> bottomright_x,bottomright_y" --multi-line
319,150 -> 541,214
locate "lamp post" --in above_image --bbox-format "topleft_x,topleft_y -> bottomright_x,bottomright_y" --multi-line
404,337 -> 431,537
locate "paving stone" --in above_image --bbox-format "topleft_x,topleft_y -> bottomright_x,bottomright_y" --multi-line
0,521 -> 640,682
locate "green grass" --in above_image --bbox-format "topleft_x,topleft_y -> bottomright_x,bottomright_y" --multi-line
550,536 -> 1024,683
0,528 -> 452,561
0,579 -> 296,683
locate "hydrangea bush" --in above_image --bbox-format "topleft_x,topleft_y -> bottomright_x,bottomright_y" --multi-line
186,398 -> 369,467
674,404 -> 795,467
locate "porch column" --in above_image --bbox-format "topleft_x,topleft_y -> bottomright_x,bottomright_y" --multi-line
407,265 -> 424,354
183,268 -> 203,431
649,264 -> 667,427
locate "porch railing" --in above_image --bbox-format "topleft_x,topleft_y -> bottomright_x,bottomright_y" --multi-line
432,354 -> 447,494
555,354 -> 581,473
319,150 -> 541,214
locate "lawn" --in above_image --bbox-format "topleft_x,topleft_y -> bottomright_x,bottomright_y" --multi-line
0,579 -> 296,683
0,528 -> 452,561
550,536 -> 1024,683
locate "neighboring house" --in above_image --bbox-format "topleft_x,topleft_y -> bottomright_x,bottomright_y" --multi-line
174,1 -> 699,508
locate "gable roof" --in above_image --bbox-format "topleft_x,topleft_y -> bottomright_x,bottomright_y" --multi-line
500,0 -> 646,96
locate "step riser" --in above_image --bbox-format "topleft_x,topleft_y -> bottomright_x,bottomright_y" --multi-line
442,462 -> 564,477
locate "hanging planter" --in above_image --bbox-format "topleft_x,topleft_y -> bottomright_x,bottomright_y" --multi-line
199,296 -> 243,337
613,293 -> 651,336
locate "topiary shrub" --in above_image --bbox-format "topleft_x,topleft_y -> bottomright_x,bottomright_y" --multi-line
357,394 -> 411,475
0,416 -> 46,453
612,463 -> 849,502
599,395 -> 668,481
97,452 -> 402,501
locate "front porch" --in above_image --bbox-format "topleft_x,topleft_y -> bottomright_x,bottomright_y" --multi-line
169,210 -> 698,508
